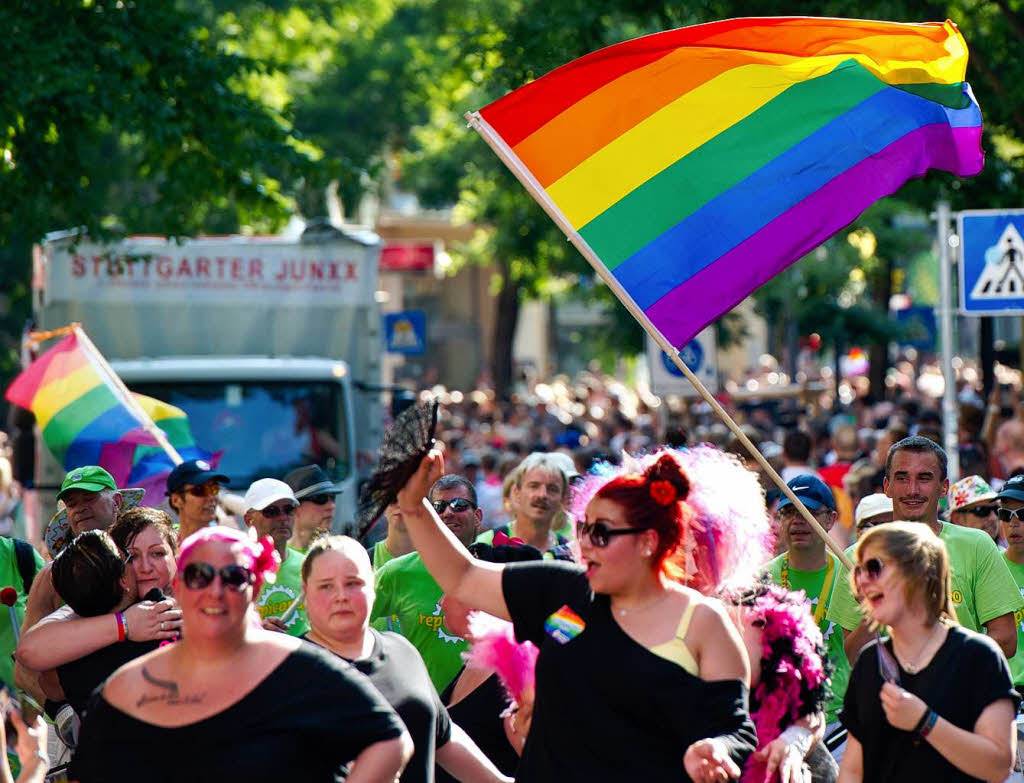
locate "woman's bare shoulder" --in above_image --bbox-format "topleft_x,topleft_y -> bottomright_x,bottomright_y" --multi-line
102,644 -> 173,711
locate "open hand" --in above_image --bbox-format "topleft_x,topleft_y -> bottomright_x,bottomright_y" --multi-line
684,738 -> 741,783
754,738 -> 809,783
396,449 -> 445,515
880,682 -> 928,731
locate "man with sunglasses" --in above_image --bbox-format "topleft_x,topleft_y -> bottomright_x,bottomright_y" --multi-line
284,465 -> 341,553
242,479 -> 308,636
371,474 -> 480,692
948,475 -> 1001,545
762,475 -> 851,735
166,459 -> 229,543
827,436 -> 1023,665
996,475 -> 1024,695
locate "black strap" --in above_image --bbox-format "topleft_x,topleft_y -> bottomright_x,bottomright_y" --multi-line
13,538 -> 37,595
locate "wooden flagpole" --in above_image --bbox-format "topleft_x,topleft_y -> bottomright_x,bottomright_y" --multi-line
466,111 -> 853,571
70,324 -> 184,467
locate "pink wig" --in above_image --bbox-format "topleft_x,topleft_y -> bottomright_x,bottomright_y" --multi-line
570,446 -> 773,594
178,525 -> 280,594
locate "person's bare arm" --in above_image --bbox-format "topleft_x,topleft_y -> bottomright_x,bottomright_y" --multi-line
437,724 -> 514,783
346,731 -> 413,783
838,734 -> 863,783
843,621 -> 875,666
984,613 -> 1018,659
396,451 -> 509,621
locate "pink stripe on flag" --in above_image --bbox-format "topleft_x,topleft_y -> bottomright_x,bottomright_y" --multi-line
644,123 -> 983,347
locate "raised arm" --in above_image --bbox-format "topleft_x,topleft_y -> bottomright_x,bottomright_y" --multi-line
17,599 -> 182,670
396,452 -> 510,621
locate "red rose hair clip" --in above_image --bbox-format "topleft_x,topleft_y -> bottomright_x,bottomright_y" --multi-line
649,479 -> 676,506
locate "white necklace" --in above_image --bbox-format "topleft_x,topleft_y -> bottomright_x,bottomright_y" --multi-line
613,590 -> 670,618
894,624 -> 942,674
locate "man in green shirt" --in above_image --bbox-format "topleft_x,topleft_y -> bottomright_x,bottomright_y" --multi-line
243,478 -> 309,636
372,474 -> 481,692
996,474 -> 1024,688
762,474 -> 850,727
826,436 -> 1022,664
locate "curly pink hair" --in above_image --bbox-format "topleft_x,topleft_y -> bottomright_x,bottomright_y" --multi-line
177,526 -> 280,594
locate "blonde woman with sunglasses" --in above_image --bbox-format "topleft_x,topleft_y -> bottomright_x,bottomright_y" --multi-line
840,522 -> 1019,782
70,526 -> 412,782
396,449 -> 757,783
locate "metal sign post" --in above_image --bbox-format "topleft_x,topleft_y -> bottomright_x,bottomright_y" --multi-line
936,201 -> 959,482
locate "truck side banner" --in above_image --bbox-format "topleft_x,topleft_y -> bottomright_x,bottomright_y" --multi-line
42,237 -> 378,306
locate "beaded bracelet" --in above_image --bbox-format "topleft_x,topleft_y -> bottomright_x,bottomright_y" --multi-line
918,709 -> 939,738
115,612 -> 127,642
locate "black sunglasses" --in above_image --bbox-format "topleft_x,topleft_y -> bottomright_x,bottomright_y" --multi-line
431,497 -> 476,514
182,562 -> 255,592
854,557 -> 886,583
576,520 -> 647,548
964,505 -> 997,517
260,503 -> 297,519
305,494 -> 334,506
998,507 -> 1024,523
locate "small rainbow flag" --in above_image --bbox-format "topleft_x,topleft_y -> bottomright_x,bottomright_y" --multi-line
471,17 -> 983,348
5,331 -> 158,470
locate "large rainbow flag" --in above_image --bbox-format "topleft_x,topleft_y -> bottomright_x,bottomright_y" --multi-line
471,17 -> 983,348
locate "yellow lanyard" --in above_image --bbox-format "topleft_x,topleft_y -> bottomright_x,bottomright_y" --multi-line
780,553 -> 836,627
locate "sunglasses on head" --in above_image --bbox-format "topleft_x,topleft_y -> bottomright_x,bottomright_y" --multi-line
431,497 -> 476,514
182,562 -> 255,592
998,507 -> 1024,523
576,520 -> 647,548
185,482 -> 220,499
260,502 -> 296,519
964,505 -> 997,517
305,494 -> 334,506
854,557 -> 886,583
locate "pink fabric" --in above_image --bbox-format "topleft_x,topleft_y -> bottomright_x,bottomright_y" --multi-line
177,525 -> 280,593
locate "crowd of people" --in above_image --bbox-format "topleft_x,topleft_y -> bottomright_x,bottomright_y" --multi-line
1,368 -> 1024,781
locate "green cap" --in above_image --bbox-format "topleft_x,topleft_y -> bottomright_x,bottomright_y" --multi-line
57,466 -> 117,501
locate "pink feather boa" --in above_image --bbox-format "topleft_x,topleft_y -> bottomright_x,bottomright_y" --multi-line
464,612 -> 538,705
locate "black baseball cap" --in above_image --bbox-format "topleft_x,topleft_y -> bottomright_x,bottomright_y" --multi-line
166,460 -> 229,495
284,465 -> 342,500
776,474 -> 836,512
997,474 -> 1024,504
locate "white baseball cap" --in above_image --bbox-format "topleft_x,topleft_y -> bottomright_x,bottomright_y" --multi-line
243,478 -> 298,512
855,493 -> 894,526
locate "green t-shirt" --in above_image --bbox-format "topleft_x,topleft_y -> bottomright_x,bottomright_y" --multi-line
370,552 -> 467,693
370,540 -> 395,571
256,547 -> 309,637
1002,554 -> 1024,687
827,523 -> 1024,634
0,540 -> 44,690
763,551 -> 850,723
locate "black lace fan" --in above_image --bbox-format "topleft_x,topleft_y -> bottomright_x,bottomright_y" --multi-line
357,398 -> 439,539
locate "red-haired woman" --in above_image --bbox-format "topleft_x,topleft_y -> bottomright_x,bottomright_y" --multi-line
397,449 -> 757,783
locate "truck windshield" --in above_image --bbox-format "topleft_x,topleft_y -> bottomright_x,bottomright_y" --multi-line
127,380 -> 349,490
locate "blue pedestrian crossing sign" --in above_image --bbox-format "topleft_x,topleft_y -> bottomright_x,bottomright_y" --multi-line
384,310 -> 427,355
959,209 -> 1024,315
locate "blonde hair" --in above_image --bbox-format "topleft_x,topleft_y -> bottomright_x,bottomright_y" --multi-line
852,522 -> 957,625
301,535 -> 371,584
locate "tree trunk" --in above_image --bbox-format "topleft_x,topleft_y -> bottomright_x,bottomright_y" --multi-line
491,260 -> 521,402
869,256 -> 894,400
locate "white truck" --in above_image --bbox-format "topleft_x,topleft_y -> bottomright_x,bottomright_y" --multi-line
30,226 -> 385,530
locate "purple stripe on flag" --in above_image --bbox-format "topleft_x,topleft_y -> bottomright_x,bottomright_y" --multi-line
644,122 -> 983,348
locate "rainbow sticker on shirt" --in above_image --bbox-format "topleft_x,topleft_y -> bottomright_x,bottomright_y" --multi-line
545,605 -> 585,644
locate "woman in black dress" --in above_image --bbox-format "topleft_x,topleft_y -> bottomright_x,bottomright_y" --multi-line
71,525 -> 412,783
840,522 -> 1019,782
397,450 -> 757,783
301,535 -> 512,783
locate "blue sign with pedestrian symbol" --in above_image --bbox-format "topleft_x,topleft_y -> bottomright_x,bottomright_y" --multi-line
959,209 -> 1024,315
384,310 -> 426,355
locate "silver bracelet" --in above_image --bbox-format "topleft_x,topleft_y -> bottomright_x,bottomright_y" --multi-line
778,725 -> 814,756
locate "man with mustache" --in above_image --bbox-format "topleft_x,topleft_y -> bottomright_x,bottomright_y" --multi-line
827,436 -> 1023,663
243,478 -> 307,636
371,474 -> 479,692
475,452 -> 574,560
